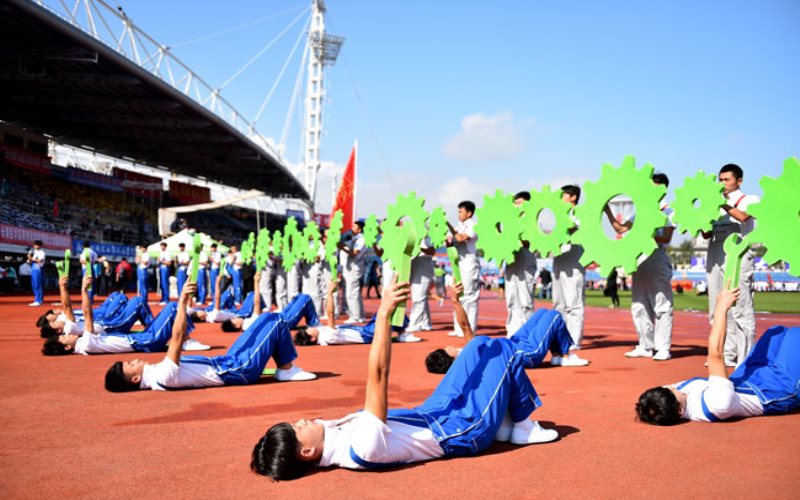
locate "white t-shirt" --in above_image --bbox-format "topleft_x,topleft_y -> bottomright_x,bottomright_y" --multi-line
454,218 -> 477,255
198,251 -> 209,268
713,189 -> 760,237
206,309 -> 236,323
31,249 -> 46,267
79,249 -> 97,268
241,314 -> 258,331
74,332 -> 133,355
677,376 -> 763,422
176,251 -> 190,268
159,250 -> 172,266
341,233 -> 366,268
233,252 -> 243,269
317,410 -> 444,470
210,251 -> 221,269
60,313 -> 106,335
140,358 -> 224,391
138,252 -> 150,269
316,325 -> 366,345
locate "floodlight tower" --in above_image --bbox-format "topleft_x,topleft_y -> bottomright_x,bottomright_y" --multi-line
304,0 -> 344,208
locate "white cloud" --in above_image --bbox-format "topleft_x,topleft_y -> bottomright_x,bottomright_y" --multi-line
443,111 -> 531,163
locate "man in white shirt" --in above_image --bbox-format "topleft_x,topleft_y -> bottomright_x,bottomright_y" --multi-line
338,221 -> 367,323
604,173 -> 676,361
175,242 -> 191,297
28,239 -> 46,306
504,192 -> 537,335
552,185 -> 585,349
636,286 -> 799,425
208,243 -> 222,302
446,201 -> 480,338
136,245 -> 150,301
104,282 -> 316,392
251,279 -> 558,481
196,244 -> 209,305
158,242 -> 172,305
704,164 -> 760,366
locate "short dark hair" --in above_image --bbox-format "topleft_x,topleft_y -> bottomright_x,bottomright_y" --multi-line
210,243 -> 217,248
105,361 -> 141,392
354,220 -> 365,230
221,319 -> 241,333
425,349 -> 454,374
40,323 -> 59,338
36,310 -> 54,328
83,241 -> 90,248
652,172 -> 670,187
560,185 -> 581,203
719,163 -> 743,180
513,191 -> 531,201
458,201 -> 476,214
178,243 -> 185,248
251,422 -> 306,481
293,327 -> 314,346
41,336 -> 70,356
33,239 -> 43,246
636,387 -> 681,426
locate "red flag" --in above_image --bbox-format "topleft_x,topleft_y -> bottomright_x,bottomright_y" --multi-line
331,141 -> 357,232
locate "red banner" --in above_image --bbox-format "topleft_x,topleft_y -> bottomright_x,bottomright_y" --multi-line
331,142 -> 357,233
0,224 -> 71,250
0,143 -> 51,174
113,168 -> 163,196
169,180 -> 211,204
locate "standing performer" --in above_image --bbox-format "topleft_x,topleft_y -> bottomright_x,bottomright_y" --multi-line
446,201 -> 480,337
231,245 -> 244,306
552,185 -> 585,349
158,241 -> 172,305
504,191 -> 537,335
175,242 -> 190,297
339,221 -> 367,324
604,173 -> 675,360
407,236 -> 436,332
197,244 -> 209,305
136,245 -> 150,301
259,248 -> 276,313
208,243 -> 222,302
251,279 -> 559,481
704,164 -> 759,366
28,239 -> 45,306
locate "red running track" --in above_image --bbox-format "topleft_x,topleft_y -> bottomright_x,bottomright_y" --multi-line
1,290 -> 798,499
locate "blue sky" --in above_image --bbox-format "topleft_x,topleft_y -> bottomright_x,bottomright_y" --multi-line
81,0 -> 799,216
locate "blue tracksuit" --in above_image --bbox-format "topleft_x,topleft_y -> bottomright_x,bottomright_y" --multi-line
75,294 -> 154,333
176,266 -> 188,296
509,309 -> 574,368
232,267 -> 243,305
31,262 -> 44,304
209,267 -> 219,302
197,267 -> 208,304
180,312 -> 296,385
159,264 -> 170,303
105,302 -> 194,353
137,266 -> 148,300
280,294 -> 320,329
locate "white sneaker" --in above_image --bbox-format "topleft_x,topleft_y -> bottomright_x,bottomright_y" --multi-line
568,344 -> 581,351
397,332 -> 422,343
159,301 -> 167,306
552,353 -> 589,367
653,350 -> 672,361
447,330 -> 464,338
510,420 -> 559,445
421,325 -> 433,331
343,318 -> 359,324
182,338 -> 211,351
275,365 -> 317,382
28,302 -> 42,307
624,347 -> 653,358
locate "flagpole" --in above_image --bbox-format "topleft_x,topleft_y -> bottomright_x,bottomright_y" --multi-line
352,139 -> 358,221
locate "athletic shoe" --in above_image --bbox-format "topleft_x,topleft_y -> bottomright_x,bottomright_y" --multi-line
397,332 -> 422,343
421,325 -> 433,331
343,318 -> 360,324
28,302 -> 42,307
510,420 -> 559,445
182,338 -> 211,351
551,353 -> 589,367
653,350 -> 672,361
447,330 -> 464,338
624,347 -> 653,358
159,302 -> 167,306
568,344 -> 581,351
275,365 -> 317,382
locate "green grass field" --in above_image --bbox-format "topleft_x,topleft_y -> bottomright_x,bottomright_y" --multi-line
565,290 -> 800,314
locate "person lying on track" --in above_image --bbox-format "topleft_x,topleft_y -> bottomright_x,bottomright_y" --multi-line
104,282 -> 316,392
251,278 -> 559,481
41,276 -> 196,356
190,268 -> 267,331
425,283 -> 589,373
636,285 -> 800,425
292,279 -> 420,346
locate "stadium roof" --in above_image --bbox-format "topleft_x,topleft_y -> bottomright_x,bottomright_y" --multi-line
0,0 -> 309,201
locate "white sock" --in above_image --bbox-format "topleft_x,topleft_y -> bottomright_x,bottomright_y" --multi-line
512,418 -> 534,433
495,412 -> 513,439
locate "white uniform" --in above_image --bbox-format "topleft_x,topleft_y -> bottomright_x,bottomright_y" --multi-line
676,376 -> 763,422
705,189 -> 760,365
272,254 -> 289,310
287,260 -> 302,302
158,250 -> 172,267
504,247 -> 536,336
552,211 -> 585,347
408,238 -> 435,332
259,253 -> 275,311
74,332 -> 132,355
452,217 -> 480,336
60,313 -> 106,336
138,252 -> 150,269
340,233 -> 366,321
79,248 -> 98,271
176,251 -> 190,269
140,358 -> 224,391
315,325 -> 366,345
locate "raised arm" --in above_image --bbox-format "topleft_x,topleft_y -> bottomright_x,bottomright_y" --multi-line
166,283 -> 196,365
363,278 -> 410,422
212,268 -> 224,310
707,285 -> 741,379
59,276 -> 75,322
449,282 -> 474,343
603,205 -> 631,234
324,279 -> 336,328
252,270 -> 263,317
81,275 -> 94,334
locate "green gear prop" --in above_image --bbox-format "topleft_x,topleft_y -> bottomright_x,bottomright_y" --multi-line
427,207 -> 449,248
572,155 -> 667,274
362,214 -> 380,248
82,248 -> 93,291
325,210 -> 344,280
671,170 -> 724,236
189,233 -> 202,283
302,221 -> 322,264
281,218 -> 301,272
446,247 -> 462,297
241,232 -> 255,265
391,224 -> 417,327
519,185 -> 575,258
475,189 -> 523,265
256,228 -> 270,270
723,233 -> 750,289
382,192 -> 428,273
748,156 -> 800,275
271,230 -> 283,257
56,249 -> 71,279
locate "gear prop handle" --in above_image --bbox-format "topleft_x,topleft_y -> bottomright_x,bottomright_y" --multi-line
57,249 -> 72,279
723,233 -> 750,290
446,247 -> 462,297
189,234 -> 202,284
82,248 -> 93,291
392,224 -> 417,327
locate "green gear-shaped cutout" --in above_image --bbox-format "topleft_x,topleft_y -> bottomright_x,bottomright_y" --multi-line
325,210 -> 344,262
427,207 -> 449,248
241,232 -> 255,264
475,189 -> 523,265
362,214 -> 379,248
271,230 -> 283,256
281,218 -> 302,271
572,155 -> 667,273
256,228 -> 270,270
382,192 -> 428,273
302,221 -> 322,263
672,170 -> 724,237
519,185 -> 575,258
749,156 -> 800,274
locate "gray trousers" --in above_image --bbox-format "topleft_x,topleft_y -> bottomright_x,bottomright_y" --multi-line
343,262 -> 365,320
273,264 -> 289,311
259,263 -> 275,311
408,255 -> 434,331
631,248 -> 673,352
287,261 -> 301,302
453,253 -> 480,335
553,245 -> 585,347
707,251 -> 756,365
303,261 -> 324,317
504,249 -> 534,337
